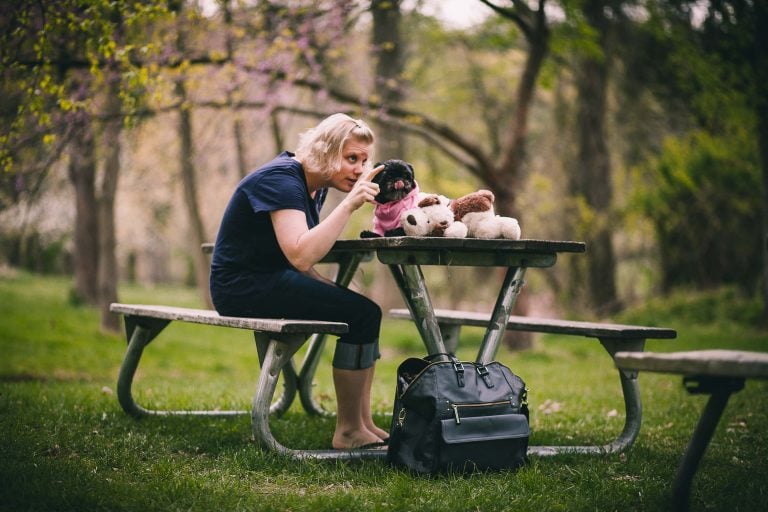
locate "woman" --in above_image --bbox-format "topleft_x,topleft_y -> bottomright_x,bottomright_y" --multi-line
210,113 -> 388,450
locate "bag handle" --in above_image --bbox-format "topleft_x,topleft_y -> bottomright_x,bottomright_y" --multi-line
425,354 -> 495,389
423,352 -> 456,362
424,353 -> 465,388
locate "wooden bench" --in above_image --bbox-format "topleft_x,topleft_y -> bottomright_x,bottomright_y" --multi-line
390,308 -> 677,353
110,303 -> 386,460
390,307 -> 677,456
614,350 -> 768,511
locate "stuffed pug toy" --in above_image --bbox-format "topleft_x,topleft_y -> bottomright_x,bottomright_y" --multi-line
360,159 -> 420,237
450,189 -> 521,239
400,194 -> 468,238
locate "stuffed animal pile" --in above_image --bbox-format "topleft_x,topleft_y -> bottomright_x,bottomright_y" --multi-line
360,158 -> 521,240
399,189 -> 521,240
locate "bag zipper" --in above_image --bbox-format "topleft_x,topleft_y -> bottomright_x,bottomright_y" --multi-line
400,359 -> 489,398
398,360 -> 452,398
449,398 -> 518,424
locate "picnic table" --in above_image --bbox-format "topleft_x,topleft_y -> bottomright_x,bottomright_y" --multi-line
614,350 -> 768,511
324,238 -> 675,456
113,237 -> 676,460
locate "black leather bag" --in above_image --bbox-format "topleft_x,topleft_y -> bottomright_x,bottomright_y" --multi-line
387,353 -> 529,474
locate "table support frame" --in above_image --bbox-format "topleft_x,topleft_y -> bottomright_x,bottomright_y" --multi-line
387,263 -> 448,357
476,266 -> 527,365
142,239 -> 589,460
300,242 -> 646,457
671,375 -> 745,512
248,241 -> 648,459
251,332 -> 387,460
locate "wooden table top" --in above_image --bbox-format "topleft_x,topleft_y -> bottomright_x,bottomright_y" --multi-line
330,237 -> 586,253
203,238 -> 585,255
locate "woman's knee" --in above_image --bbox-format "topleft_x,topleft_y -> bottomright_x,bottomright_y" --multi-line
332,341 -> 378,370
359,296 -> 382,325
346,299 -> 381,340
332,296 -> 381,370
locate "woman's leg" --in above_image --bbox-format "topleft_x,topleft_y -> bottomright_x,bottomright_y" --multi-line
332,367 -> 382,449
360,365 -> 389,440
217,270 -> 384,449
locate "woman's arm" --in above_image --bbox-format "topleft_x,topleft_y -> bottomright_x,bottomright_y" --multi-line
271,169 -> 380,272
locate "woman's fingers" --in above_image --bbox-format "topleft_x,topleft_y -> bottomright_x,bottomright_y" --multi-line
361,164 -> 385,183
357,181 -> 379,203
342,165 -> 382,211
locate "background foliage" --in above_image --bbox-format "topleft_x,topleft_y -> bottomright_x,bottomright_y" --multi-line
1,0 -> 765,322
639,130 -> 761,292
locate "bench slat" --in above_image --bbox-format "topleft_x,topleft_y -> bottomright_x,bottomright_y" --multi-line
110,303 -> 348,335
389,308 -> 676,340
615,350 -> 768,379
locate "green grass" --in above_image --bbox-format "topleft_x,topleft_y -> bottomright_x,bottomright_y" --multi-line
1,272 -> 767,511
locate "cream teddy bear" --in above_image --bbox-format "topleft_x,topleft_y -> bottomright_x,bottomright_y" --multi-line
400,194 -> 468,238
450,190 -> 521,239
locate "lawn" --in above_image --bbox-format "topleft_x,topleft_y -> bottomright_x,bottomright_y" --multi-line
1,271 -> 766,511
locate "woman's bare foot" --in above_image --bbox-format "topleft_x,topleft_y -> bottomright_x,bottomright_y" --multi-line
332,429 -> 383,450
365,423 -> 389,441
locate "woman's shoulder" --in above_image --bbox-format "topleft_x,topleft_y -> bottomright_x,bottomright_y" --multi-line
263,152 -> 302,173
243,152 -> 302,184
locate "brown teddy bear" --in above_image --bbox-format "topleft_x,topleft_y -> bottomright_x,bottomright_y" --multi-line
450,189 -> 521,239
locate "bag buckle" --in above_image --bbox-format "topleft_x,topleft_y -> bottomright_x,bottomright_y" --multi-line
476,364 -> 494,388
453,361 -> 465,387
397,407 -> 407,427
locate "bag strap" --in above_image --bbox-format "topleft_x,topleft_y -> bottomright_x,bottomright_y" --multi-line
424,353 -> 465,387
476,363 -> 494,388
423,352 -> 454,362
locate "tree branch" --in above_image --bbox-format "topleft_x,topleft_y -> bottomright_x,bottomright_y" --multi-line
88,97 -> 485,178
478,0 -> 533,40
281,73 -> 495,174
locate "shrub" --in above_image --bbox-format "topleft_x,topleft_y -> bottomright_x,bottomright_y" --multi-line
636,130 -> 761,293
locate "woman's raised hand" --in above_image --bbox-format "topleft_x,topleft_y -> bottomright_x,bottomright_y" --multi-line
343,164 -> 384,211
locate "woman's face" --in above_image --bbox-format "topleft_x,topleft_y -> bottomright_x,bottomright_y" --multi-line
329,138 -> 372,192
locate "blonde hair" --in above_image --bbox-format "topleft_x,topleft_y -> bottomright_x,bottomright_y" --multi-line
295,113 -> 375,178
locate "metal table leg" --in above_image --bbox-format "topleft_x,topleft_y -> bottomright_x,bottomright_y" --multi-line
387,264 -> 447,357
251,332 -> 387,460
117,316 -> 248,417
528,338 -> 647,456
671,376 -> 745,512
600,338 -> 645,454
118,321 -> 167,417
476,266 -> 527,365
254,333 -> 299,416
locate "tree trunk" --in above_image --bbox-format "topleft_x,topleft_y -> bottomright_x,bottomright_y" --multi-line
176,80 -> 212,307
571,0 -> 620,316
494,12 -> 550,350
759,108 -> 768,326
97,76 -> 122,333
68,113 -> 99,305
754,0 -> 768,326
270,110 -> 284,156
175,11 -> 211,308
233,115 -> 248,178
371,0 -> 406,158
370,0 -> 409,309
223,0 -> 249,179
497,30 -> 549,215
